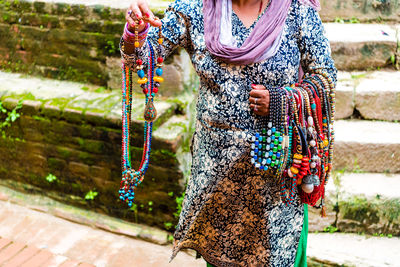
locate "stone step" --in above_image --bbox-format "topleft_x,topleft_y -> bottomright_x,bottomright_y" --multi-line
308,233 -> 400,267
0,71 -> 179,132
309,172 -> 400,236
336,70 -> 400,121
325,23 -> 399,70
320,0 -> 400,23
334,119 -> 400,173
21,0 -> 400,24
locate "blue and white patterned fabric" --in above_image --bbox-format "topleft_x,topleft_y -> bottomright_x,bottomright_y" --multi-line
120,0 -> 337,266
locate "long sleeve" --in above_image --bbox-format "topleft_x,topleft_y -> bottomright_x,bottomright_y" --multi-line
119,0 -> 190,70
297,3 -> 337,85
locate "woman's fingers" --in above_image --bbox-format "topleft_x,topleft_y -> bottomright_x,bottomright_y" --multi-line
249,103 -> 269,116
138,2 -> 162,27
251,84 -> 266,90
129,3 -> 143,20
249,85 -> 270,116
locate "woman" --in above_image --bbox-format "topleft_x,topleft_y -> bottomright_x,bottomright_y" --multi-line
120,0 -> 337,266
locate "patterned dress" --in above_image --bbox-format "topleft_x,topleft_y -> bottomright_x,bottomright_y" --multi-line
120,0 -> 337,266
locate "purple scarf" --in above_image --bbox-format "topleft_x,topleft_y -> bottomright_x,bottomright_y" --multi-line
203,0 -> 321,65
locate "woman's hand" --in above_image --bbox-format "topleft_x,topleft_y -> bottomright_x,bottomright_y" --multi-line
249,84 -> 270,116
125,0 -> 162,32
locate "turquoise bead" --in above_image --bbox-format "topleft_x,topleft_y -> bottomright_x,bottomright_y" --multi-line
138,69 -> 145,78
156,68 -> 163,76
311,103 -> 316,109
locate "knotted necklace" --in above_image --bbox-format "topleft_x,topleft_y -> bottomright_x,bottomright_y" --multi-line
119,19 -> 165,208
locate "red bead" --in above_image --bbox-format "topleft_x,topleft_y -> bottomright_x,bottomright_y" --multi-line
142,88 -> 148,94
157,57 -> 164,63
300,171 -> 307,176
293,164 -> 301,169
153,87 -> 159,93
136,59 -> 143,65
302,157 -> 309,162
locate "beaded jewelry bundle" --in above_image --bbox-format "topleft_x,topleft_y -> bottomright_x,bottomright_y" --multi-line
118,18 -> 165,208
251,69 -> 335,216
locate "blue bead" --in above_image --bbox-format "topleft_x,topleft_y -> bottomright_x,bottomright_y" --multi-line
260,166 -> 264,170
255,148 -> 259,153
271,135 -> 275,141
254,155 -> 258,160
258,151 -> 262,156
279,136 -> 283,142
255,141 -> 259,146
270,143 -> 274,148
256,133 -> 260,138
138,69 -> 145,78
269,151 -> 273,156
277,152 -> 281,158
258,136 -> 262,141
267,158 -> 272,164
258,158 -> 262,163
156,68 -> 163,76
272,127 -> 276,133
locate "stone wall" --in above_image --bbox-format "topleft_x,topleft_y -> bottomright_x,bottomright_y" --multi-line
0,0 -> 193,97
0,96 -> 187,230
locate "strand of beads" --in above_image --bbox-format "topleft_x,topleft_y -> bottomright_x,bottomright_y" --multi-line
251,87 -> 286,175
118,18 -> 165,208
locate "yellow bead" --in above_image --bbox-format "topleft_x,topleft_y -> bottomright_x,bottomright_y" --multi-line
138,77 -> 148,84
134,41 -> 140,48
158,38 -> 163,44
323,139 -> 329,147
290,167 -> 299,175
153,76 -> 164,83
293,153 -> 303,160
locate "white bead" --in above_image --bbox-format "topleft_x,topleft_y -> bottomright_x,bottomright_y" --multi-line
310,162 -> 317,168
302,183 -> 314,193
267,137 -> 271,143
251,158 -> 255,164
293,159 -> 302,164
262,159 -> 267,165
268,122 -> 272,128
308,116 -> 314,126
251,151 -> 255,156
308,127 -> 313,134
255,163 -> 260,168
310,140 -> 316,147
251,144 -> 255,149
266,145 -> 270,151
268,130 -> 272,136
288,168 -> 294,177
251,136 -> 256,142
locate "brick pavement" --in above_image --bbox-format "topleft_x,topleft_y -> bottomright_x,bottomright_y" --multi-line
0,187 -> 205,267
0,236 -> 95,267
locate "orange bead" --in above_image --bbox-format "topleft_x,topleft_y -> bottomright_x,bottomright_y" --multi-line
290,167 -> 299,175
153,76 -> 164,83
294,154 -> 303,160
138,77 -> 148,84
134,41 -> 140,48
158,38 -> 164,44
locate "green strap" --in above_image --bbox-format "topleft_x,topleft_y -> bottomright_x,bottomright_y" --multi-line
206,204 -> 309,267
294,204 -> 308,267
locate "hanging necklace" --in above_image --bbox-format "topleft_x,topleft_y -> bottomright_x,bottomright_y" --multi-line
258,0 -> 264,16
119,18 -> 165,208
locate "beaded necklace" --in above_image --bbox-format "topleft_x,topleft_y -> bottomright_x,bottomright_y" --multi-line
119,21 -> 165,208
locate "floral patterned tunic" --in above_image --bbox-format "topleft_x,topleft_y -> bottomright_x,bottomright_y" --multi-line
120,0 -> 337,266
